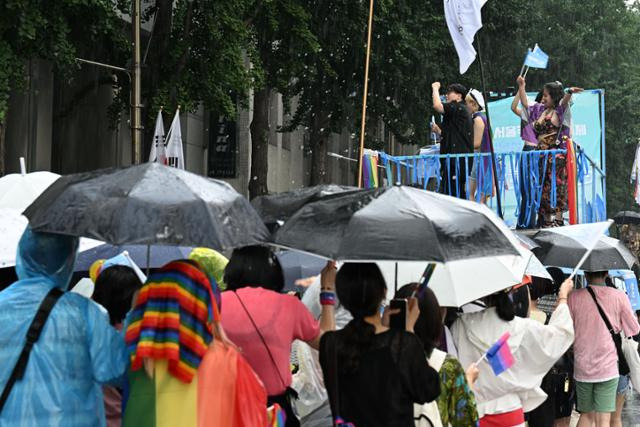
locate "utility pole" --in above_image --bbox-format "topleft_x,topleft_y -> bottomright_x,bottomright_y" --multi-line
131,0 -> 143,164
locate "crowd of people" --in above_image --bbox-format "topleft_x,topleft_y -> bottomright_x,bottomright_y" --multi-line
430,76 -> 583,229
1,225 -> 639,427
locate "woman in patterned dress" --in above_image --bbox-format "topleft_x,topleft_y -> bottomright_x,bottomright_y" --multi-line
517,76 -> 583,227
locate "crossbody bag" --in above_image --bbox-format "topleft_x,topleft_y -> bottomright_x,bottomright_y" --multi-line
586,287 -> 630,375
0,287 -> 64,413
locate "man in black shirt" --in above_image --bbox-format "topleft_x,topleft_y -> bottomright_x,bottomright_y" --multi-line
431,82 -> 474,199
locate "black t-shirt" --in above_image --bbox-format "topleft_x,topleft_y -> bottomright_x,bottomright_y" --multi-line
319,328 -> 440,427
441,101 -> 473,154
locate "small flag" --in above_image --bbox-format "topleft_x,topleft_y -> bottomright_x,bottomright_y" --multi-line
363,149 -> 379,189
165,109 -> 185,169
486,332 -> 514,375
565,138 -> 578,224
148,110 -> 166,164
267,404 -> 287,426
444,0 -> 488,74
631,142 -> 640,206
523,44 -> 549,69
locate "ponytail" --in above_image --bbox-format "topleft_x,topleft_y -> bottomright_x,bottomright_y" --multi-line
338,317 -> 377,373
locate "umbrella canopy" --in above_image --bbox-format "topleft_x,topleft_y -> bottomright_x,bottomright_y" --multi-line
514,231 -> 540,251
23,163 -> 270,249
0,170 -> 60,211
532,225 -> 637,271
274,186 -> 521,261
252,185 -> 358,229
613,210 -> 640,226
274,186 -> 530,307
74,244 -> 193,271
0,208 -> 101,268
276,250 -> 327,292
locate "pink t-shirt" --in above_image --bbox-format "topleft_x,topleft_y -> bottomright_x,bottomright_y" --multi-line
221,287 -> 321,395
568,285 -> 640,382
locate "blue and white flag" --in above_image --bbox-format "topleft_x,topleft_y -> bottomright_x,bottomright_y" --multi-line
523,44 -> 549,69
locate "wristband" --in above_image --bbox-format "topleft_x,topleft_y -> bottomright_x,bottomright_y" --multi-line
320,291 -> 336,306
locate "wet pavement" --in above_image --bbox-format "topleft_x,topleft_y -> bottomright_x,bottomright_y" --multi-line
623,390 -> 640,426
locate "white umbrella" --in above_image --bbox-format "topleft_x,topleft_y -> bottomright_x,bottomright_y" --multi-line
0,208 -> 101,269
0,159 -> 60,211
377,253 -> 530,308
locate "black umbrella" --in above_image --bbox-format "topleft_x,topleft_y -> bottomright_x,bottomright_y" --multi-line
251,185 -> 358,229
514,231 -> 540,251
23,163 -> 270,250
613,211 -> 640,226
273,185 -> 520,261
532,229 -> 637,271
275,250 -> 326,291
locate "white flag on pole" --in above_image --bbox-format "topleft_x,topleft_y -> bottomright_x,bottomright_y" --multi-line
165,109 -> 185,169
148,110 -> 166,164
444,0 -> 488,74
631,141 -> 640,206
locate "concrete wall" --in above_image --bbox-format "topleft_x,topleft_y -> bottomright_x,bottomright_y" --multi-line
5,58 -> 54,174
4,60 -> 396,195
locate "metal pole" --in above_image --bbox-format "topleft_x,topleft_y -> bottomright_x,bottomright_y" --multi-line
475,38 -> 504,218
357,0 -> 375,188
131,0 -> 143,164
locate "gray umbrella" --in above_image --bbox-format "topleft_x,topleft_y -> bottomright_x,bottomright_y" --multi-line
532,230 -> 637,272
23,163 -> 270,250
251,185 -> 358,229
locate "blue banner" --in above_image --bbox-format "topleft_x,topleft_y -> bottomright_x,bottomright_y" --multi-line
485,90 -> 604,225
610,270 -> 640,311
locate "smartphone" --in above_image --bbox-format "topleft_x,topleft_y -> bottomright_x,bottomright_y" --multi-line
389,298 -> 407,330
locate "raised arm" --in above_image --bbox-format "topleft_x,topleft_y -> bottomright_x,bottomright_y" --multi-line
517,76 -> 529,110
561,87 -> 584,107
511,91 -> 522,117
432,82 -> 444,114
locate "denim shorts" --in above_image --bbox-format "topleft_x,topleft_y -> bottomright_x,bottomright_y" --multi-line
617,374 -> 630,395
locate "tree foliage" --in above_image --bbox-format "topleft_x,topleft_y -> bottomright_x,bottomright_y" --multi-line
0,0 -> 126,123
3,0 -> 640,214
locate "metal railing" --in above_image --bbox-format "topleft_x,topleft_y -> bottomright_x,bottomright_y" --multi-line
377,149 -> 606,228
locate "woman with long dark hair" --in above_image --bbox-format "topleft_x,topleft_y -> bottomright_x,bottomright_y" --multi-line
319,263 -> 440,426
395,283 -> 478,427
221,246 -> 336,427
517,76 -> 583,227
451,279 -> 575,427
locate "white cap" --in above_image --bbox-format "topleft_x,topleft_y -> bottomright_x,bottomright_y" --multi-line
468,88 -> 486,111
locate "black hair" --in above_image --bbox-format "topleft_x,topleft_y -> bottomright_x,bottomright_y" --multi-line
335,263 -> 387,373
530,276 -> 550,301
446,83 -> 468,98
511,286 -> 530,318
535,90 -> 543,103
543,81 -> 564,108
486,292 -> 515,321
92,265 -> 142,325
585,270 -> 608,283
224,245 -> 284,292
395,283 -> 442,357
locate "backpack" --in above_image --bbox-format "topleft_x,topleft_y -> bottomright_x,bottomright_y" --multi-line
413,349 -> 447,427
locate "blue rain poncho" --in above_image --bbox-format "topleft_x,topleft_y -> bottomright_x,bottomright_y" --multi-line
0,228 -> 127,426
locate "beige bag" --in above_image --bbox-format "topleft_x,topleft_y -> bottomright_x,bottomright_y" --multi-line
414,349 -> 446,427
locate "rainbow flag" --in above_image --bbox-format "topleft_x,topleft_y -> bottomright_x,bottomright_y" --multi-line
565,137 -> 578,224
486,332 -> 514,376
362,150 -> 379,188
123,341 -> 268,427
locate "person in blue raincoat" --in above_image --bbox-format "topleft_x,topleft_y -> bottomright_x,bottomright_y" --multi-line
0,228 -> 127,426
